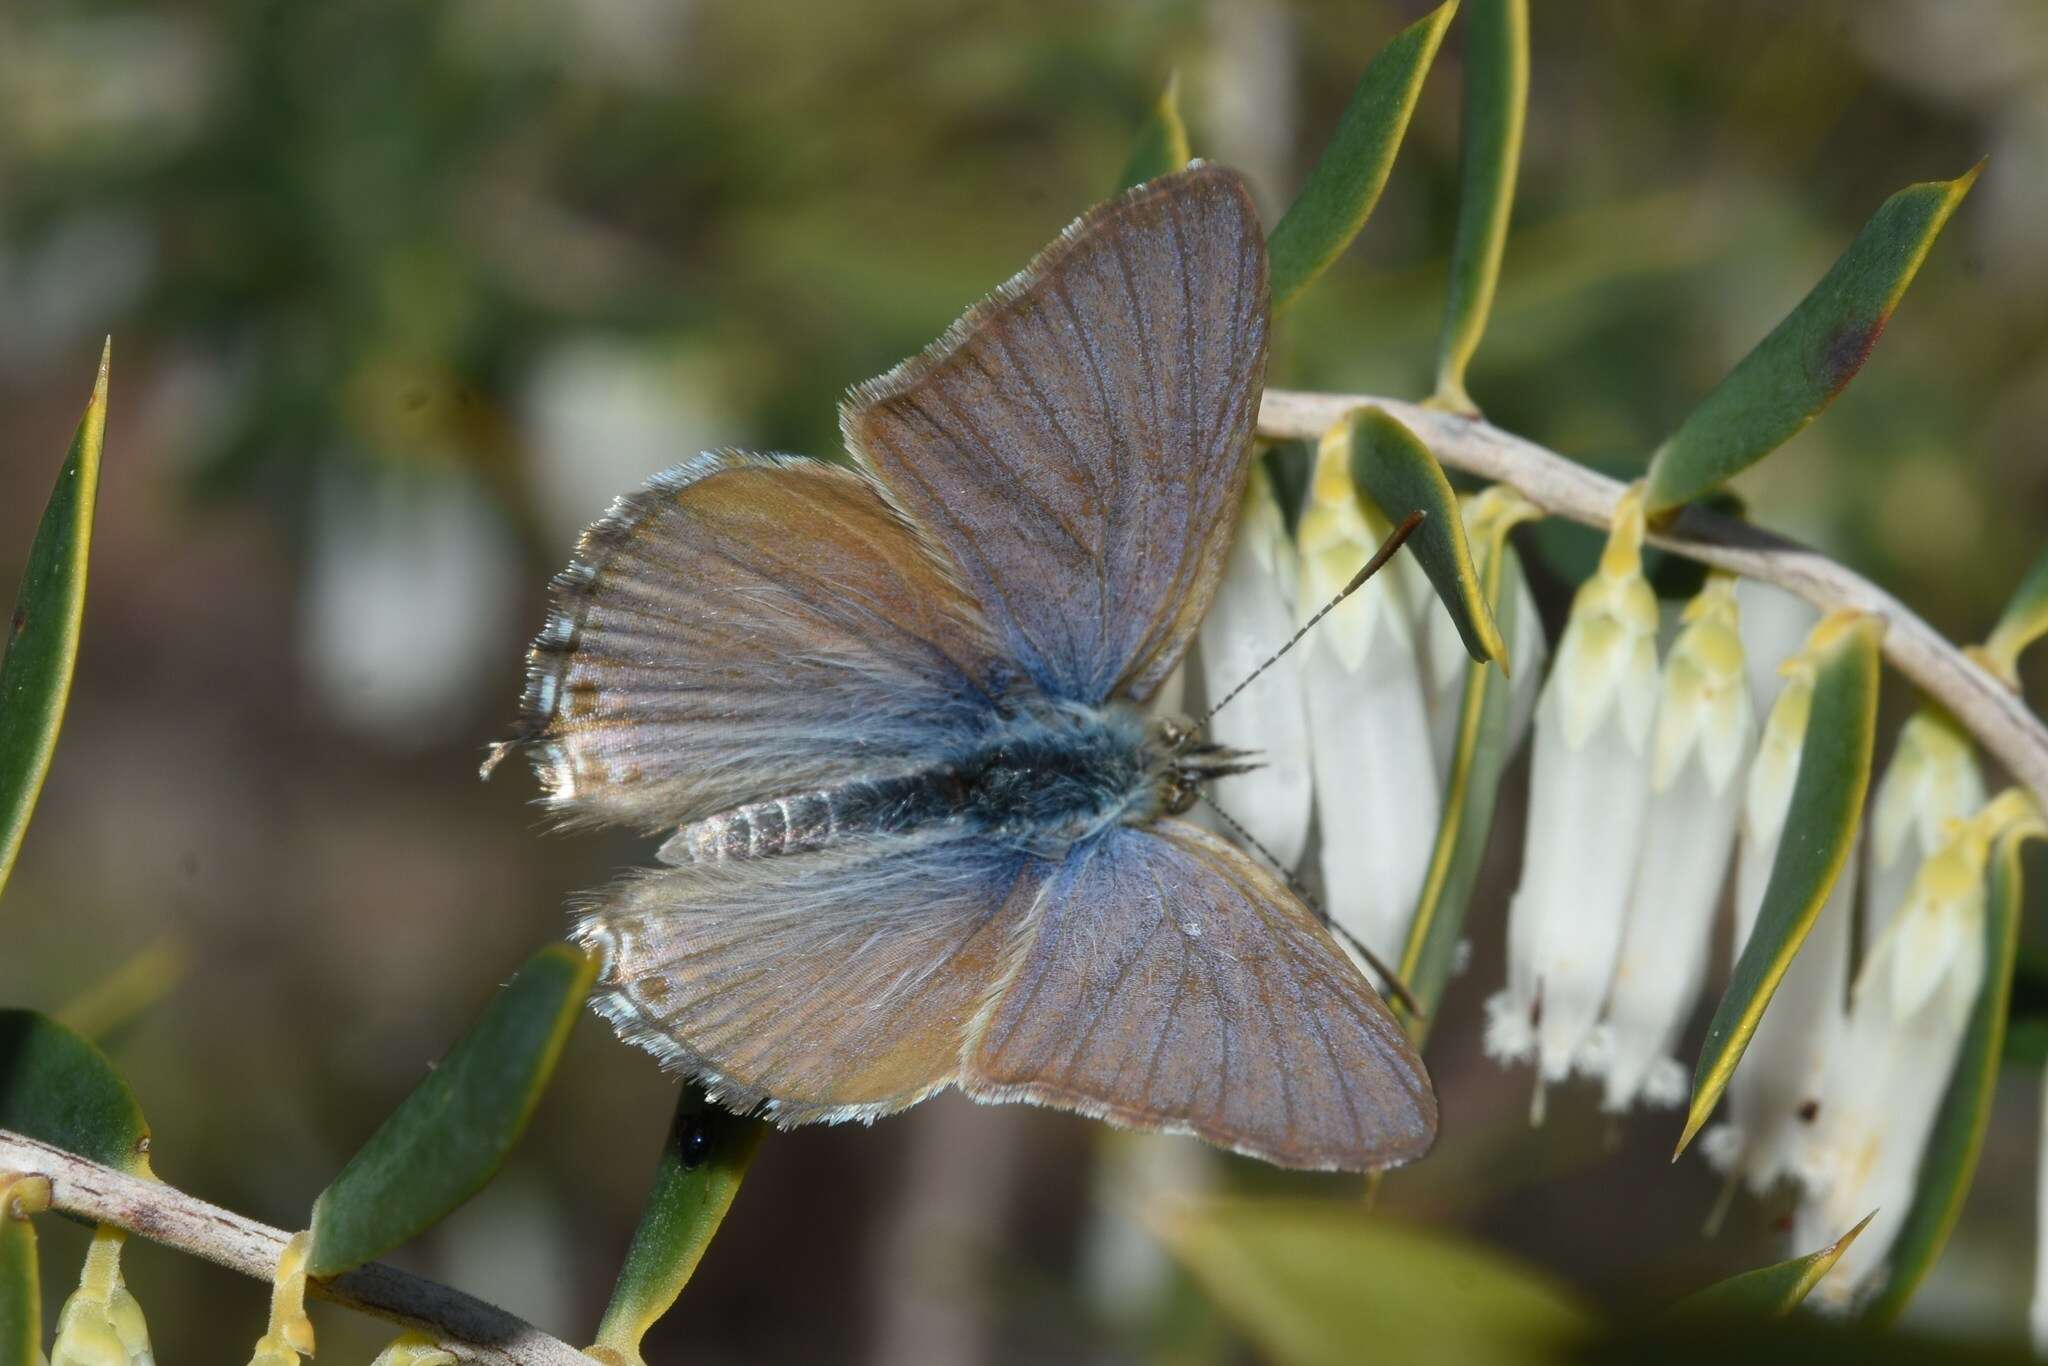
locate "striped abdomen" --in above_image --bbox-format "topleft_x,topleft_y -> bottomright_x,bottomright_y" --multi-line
664,703 -> 1158,865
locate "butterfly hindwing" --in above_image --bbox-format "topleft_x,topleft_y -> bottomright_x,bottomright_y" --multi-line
508,452 -> 1011,831
577,834 -> 1043,1121
965,820 -> 1437,1171
843,164 -> 1270,706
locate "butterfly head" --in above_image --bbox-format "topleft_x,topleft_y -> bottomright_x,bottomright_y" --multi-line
1148,716 -> 1258,816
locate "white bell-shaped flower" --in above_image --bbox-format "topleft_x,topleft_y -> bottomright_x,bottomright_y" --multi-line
1700,630 -> 1856,1194
1866,707 -> 1984,945
1797,797 -> 2011,1310
1485,487 -> 1659,1104
1421,490 -> 1547,781
1585,573 -> 1754,1111
1193,465 -> 1314,871
1296,426 -> 1441,961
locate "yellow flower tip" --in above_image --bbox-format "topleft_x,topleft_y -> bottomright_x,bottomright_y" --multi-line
371,1332 -> 460,1366
1597,485 -> 1649,581
1804,608 -> 1883,658
1966,640 -> 2022,690
1680,572 -> 1741,627
1979,787 -> 2048,845
0,1173 -> 51,1220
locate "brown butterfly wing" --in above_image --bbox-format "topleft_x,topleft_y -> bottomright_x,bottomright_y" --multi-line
503,452 -> 1011,831
842,164 -> 1270,705
964,821 -> 1437,1171
580,836 -> 1046,1122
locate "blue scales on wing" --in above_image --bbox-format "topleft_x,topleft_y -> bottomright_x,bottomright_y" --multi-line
843,162 -> 1270,705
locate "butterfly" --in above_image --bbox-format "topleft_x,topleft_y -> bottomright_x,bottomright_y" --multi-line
493,164 -> 1436,1171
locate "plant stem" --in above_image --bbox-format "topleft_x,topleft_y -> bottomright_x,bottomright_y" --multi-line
1258,389 -> 2048,811
0,1129 -> 590,1366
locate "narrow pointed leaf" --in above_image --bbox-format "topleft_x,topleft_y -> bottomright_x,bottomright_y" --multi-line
1432,0 -> 1527,414
1678,614 -> 1881,1156
0,342 -> 109,901
1643,169 -> 1977,518
307,943 -> 597,1278
589,1088 -> 768,1366
1344,406 -> 1507,669
1118,72 -> 1191,190
1396,526 -> 1537,1038
1864,816 -> 2045,1324
1980,543 -> 2048,687
1150,1197 -> 1595,1366
0,1009 -> 152,1175
0,1173 -> 49,1364
1267,1 -> 1457,311
1674,1212 -> 1874,1320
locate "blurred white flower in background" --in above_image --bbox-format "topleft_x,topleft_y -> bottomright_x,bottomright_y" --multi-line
1195,465 -> 1313,870
1585,573 -> 1754,1111
301,465 -> 520,748
1866,707 -> 1985,944
1702,624 -> 1856,1195
521,337 -> 736,555
1486,487 -> 1658,1112
1295,426 -> 1439,962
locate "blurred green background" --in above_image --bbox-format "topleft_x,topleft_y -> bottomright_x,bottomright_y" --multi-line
3,1 -> 2047,1360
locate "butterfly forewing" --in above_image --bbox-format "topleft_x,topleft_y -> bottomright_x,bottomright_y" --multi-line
510,452 -> 1010,831
966,821 -> 1436,1170
844,164 -> 1270,706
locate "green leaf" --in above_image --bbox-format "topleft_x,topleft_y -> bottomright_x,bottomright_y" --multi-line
307,942 -> 597,1278
0,342 -> 109,902
1865,804 -> 2046,1324
1151,1198 -> 1596,1366
1432,0 -> 1527,415
2004,943 -> 2048,1066
1643,168 -> 1978,519
0,1009 -> 152,1176
1395,496 -> 1539,1038
1343,406 -> 1507,669
1677,613 -> 1882,1157
1118,72 -> 1191,191
1674,1212 -> 1873,1320
0,1173 -> 49,1364
590,1088 -> 768,1366
1267,1 -> 1457,312
1980,543 -> 2048,687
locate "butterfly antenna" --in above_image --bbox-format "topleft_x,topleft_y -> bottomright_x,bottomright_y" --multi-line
1194,509 -> 1424,731
1196,793 -> 1424,1020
